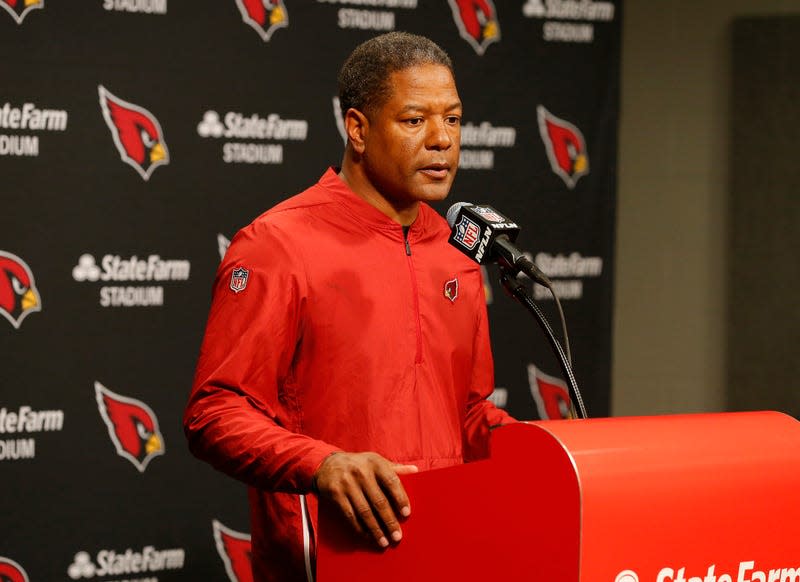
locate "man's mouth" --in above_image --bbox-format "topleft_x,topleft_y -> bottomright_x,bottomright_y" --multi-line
419,163 -> 451,180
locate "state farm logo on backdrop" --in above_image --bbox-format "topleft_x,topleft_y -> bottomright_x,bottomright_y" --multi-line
448,0 -> 500,55
537,105 -> 589,189
0,251 -> 41,329
98,85 -> 169,181
67,545 -> 185,580
72,252 -> 191,308
0,0 -> 43,24
0,557 -> 30,582
528,364 -> 572,420
213,520 -> 253,582
197,108 -> 308,165
95,381 -> 164,472
531,251 -> 603,300
459,120 -> 516,170
0,100 -> 69,158
0,404 -> 65,462
235,0 -> 287,41
102,0 -> 167,14
316,0 -> 418,32
522,0 -> 615,44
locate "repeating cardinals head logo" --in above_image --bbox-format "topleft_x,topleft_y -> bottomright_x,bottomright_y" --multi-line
98,85 -> 169,181
213,520 -> 253,582
0,0 -> 43,24
0,251 -> 41,330
537,105 -> 589,189
0,557 -> 30,582
332,96 -> 346,145
235,0 -> 288,42
218,233 -> 231,261
528,364 -> 573,420
95,381 -> 165,472
448,0 -> 500,55
480,265 -> 493,304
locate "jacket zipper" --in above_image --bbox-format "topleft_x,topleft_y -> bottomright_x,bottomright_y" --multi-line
403,228 -> 423,364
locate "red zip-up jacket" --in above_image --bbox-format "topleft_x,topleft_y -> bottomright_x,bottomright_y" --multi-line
184,169 -> 514,581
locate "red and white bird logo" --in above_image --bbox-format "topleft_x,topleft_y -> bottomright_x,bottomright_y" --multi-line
537,105 -> 589,189
448,0 -> 500,55
0,0 -> 43,25
213,520 -> 253,582
235,0 -> 288,42
528,364 -> 574,420
98,85 -> 169,181
95,381 -> 165,472
0,557 -> 30,582
0,251 -> 41,330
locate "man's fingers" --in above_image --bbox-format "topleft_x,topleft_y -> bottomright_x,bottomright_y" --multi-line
348,488 -> 390,548
313,452 -> 416,545
332,492 -> 366,538
380,464 -> 414,517
363,477 -> 404,543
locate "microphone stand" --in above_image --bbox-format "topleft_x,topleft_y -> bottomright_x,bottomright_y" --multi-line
498,266 -> 588,419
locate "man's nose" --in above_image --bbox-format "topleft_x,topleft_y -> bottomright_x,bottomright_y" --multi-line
426,118 -> 456,150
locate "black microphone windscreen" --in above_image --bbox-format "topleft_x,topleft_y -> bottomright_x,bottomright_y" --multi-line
446,202 -> 472,228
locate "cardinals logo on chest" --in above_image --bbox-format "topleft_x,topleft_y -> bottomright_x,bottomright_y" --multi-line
95,381 -> 165,472
98,86 -> 169,181
0,251 -> 41,330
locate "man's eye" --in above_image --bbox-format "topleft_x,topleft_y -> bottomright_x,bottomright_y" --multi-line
446,116 -> 461,125
405,118 -> 423,126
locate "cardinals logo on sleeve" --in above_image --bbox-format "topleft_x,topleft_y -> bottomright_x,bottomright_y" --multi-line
528,364 -> 574,420
0,557 -> 29,582
537,105 -> 589,189
0,0 -> 43,25
95,381 -> 165,472
213,520 -> 253,582
98,85 -> 169,181
448,0 -> 500,55
0,251 -> 41,330
235,0 -> 288,42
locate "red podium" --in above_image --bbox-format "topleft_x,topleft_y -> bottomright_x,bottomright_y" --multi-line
317,412 -> 800,581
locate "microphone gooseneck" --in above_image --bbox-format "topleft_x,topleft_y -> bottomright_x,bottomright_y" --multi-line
446,201 -> 586,419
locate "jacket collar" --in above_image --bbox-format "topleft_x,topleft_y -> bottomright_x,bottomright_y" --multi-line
318,167 -> 433,240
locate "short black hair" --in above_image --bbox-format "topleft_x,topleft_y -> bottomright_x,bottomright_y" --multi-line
338,32 -> 454,119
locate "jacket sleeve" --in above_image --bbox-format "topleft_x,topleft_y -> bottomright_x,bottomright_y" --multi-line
183,219 -> 340,493
462,271 -> 516,461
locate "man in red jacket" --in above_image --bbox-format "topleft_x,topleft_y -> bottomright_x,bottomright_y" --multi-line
184,32 -> 514,582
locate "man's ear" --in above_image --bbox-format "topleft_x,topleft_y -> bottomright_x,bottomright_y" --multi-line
344,108 -> 369,154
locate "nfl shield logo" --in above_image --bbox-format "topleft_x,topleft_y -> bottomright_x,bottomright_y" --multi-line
444,278 -> 459,303
230,266 -> 249,293
454,216 -> 481,250
473,206 -> 505,223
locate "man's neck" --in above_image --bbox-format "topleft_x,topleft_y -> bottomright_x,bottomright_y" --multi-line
337,165 -> 419,227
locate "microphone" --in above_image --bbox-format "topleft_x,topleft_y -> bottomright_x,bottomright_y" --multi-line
446,202 -> 551,286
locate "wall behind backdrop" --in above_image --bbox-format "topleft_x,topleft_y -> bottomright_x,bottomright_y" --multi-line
0,2 -> 620,580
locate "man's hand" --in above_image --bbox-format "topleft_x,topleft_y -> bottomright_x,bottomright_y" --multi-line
313,452 -> 418,548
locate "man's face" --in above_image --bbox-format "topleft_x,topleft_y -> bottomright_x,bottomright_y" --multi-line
360,63 -> 462,208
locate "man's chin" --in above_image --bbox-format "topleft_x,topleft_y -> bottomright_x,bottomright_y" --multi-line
413,180 -> 454,203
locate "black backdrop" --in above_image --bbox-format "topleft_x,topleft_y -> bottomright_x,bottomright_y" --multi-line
1,2 -> 621,580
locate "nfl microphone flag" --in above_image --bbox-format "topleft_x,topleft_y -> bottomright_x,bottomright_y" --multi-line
448,203 -> 521,264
